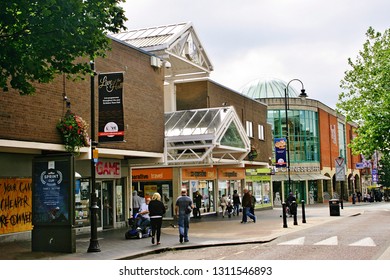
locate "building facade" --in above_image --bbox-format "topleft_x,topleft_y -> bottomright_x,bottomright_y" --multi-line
0,38 -> 165,240
240,77 -> 362,204
113,22 -> 273,212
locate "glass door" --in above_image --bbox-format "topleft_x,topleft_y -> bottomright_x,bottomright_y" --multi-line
102,181 -> 114,229
96,182 -> 102,230
96,181 -> 114,230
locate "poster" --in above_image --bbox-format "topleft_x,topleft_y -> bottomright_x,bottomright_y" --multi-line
98,72 -> 125,142
274,138 -> 287,168
0,178 -> 33,234
32,156 -> 73,225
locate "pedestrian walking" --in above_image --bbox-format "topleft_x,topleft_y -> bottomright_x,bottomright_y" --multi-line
241,188 -> 256,223
232,189 -> 241,216
148,192 -> 166,245
220,194 -> 228,218
175,189 -> 193,243
132,190 -> 143,215
286,192 -> 296,217
249,191 -> 256,215
193,190 -> 202,219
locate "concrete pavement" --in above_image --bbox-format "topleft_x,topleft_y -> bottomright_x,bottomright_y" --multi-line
0,202 -> 371,260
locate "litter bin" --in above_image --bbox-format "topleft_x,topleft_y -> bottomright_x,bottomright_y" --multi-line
329,199 -> 340,216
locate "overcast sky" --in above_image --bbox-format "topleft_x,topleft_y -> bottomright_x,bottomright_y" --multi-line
120,0 -> 389,109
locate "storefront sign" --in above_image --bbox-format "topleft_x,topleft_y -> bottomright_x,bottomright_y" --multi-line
96,159 -> 121,179
218,168 -> 245,180
132,168 -> 172,181
246,168 -> 272,176
182,168 -> 216,180
0,178 -> 32,234
290,166 -> 320,173
246,175 -> 271,181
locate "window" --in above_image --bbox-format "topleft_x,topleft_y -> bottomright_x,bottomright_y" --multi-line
246,121 -> 253,138
267,109 -> 319,163
258,124 -> 265,140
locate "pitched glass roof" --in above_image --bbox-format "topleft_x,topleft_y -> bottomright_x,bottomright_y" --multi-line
111,23 -> 189,49
164,107 -> 250,165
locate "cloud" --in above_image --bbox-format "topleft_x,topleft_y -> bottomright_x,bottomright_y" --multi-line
121,0 -> 390,109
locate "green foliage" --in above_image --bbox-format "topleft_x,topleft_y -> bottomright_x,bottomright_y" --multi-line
0,0 -> 127,95
337,27 -> 390,158
378,153 -> 390,187
57,110 -> 89,154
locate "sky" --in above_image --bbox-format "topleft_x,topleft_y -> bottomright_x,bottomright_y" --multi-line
120,0 -> 390,109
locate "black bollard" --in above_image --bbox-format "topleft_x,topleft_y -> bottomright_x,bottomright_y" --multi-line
293,201 -> 298,225
301,200 -> 306,223
282,202 -> 288,228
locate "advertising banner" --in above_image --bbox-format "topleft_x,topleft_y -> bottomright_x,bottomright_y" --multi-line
335,157 -> 345,181
0,178 -> 32,234
274,138 -> 287,168
32,155 -> 74,226
98,72 -> 125,142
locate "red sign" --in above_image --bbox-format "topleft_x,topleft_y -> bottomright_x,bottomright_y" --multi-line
96,159 -> 121,178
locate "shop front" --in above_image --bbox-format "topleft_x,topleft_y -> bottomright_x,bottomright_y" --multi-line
131,168 -> 174,218
272,164 -> 330,205
181,167 -> 216,214
74,158 -> 127,232
217,168 -> 245,201
245,168 -> 272,208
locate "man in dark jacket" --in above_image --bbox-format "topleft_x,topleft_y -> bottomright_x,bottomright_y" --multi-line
193,191 -> 202,219
241,188 -> 256,223
232,190 -> 241,216
286,192 -> 296,216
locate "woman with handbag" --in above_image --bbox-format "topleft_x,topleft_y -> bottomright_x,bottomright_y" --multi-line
148,192 -> 166,245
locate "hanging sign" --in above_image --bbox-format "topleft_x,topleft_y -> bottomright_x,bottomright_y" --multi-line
274,138 -> 287,168
98,72 -> 125,142
335,157 -> 345,181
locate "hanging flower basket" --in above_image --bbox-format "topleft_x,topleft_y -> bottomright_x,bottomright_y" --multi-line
248,146 -> 258,161
56,111 -> 90,154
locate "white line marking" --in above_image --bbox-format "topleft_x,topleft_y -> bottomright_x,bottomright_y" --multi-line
278,237 -> 305,245
349,237 -> 376,247
314,236 -> 338,246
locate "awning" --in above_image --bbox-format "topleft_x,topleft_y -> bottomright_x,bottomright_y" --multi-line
272,174 -> 331,181
309,174 -> 331,180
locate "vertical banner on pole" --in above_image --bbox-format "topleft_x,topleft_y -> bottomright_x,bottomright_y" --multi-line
98,72 -> 124,143
335,157 -> 345,181
274,138 -> 287,168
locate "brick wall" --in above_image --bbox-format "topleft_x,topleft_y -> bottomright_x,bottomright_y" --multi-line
176,80 -> 273,163
0,40 -> 165,153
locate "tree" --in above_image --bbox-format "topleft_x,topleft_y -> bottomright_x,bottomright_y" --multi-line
337,27 -> 390,158
378,153 -> 390,188
0,0 -> 127,95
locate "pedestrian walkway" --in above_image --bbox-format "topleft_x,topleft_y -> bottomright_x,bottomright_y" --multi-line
0,203 -> 372,260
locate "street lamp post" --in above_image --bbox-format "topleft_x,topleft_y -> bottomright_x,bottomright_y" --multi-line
284,79 -> 307,197
88,61 -> 101,253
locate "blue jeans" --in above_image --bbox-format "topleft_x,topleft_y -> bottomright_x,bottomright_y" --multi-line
178,214 -> 190,241
242,207 -> 256,222
233,204 -> 240,215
